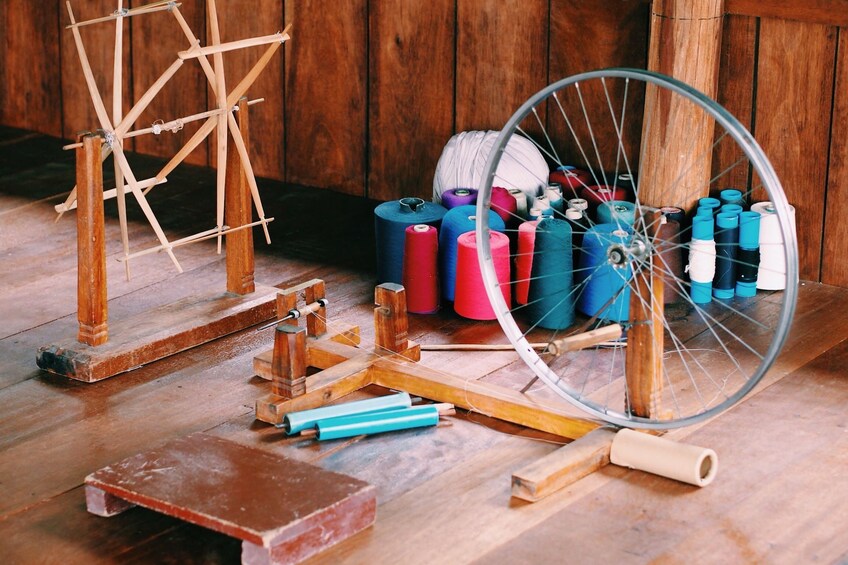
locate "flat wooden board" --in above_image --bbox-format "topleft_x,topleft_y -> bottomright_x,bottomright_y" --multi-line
36,283 -> 279,382
85,433 -> 376,561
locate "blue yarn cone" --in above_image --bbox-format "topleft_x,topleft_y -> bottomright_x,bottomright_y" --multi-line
374,197 -> 447,284
577,223 -> 631,322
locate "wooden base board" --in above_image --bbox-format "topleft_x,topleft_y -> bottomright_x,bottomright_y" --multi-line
85,433 -> 376,564
36,284 -> 279,382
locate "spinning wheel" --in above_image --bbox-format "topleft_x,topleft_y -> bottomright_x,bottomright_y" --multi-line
476,68 -> 798,429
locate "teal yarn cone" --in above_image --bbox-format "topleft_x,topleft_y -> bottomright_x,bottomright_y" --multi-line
374,197 -> 447,284
526,218 -> 575,330
577,223 -> 632,322
438,205 -> 505,302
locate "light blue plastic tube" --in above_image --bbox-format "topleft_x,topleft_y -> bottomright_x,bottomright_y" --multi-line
314,405 -> 440,441
280,392 -> 412,434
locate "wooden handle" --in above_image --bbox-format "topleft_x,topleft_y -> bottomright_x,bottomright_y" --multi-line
546,324 -> 623,356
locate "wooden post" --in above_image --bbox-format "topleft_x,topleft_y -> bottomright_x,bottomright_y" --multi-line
271,324 -> 307,399
638,0 -> 724,211
304,280 -> 327,337
625,214 -> 665,418
76,134 -> 108,346
225,97 -> 255,295
626,0 -> 723,418
374,283 -> 408,354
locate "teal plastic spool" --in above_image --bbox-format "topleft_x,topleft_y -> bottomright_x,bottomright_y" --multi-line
720,203 -> 743,216
597,200 -> 636,226
576,223 -> 631,322
313,405 -> 440,440
697,197 -> 722,217
690,215 -> 715,304
736,211 -> 762,297
720,188 -> 745,207
280,392 -> 412,434
526,218 -> 574,330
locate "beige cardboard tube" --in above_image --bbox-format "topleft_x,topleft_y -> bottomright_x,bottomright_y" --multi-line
610,429 -> 718,487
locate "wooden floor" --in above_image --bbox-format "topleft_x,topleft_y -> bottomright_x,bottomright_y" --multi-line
1,126 -> 847,564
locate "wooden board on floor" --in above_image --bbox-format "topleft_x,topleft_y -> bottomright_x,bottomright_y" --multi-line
36,284 -> 279,382
85,433 -> 376,564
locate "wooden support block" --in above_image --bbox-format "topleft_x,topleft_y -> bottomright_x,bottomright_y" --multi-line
76,134 -> 108,346
85,433 -> 376,564
85,484 -> 136,517
276,291 -> 299,327
271,324 -> 307,399
225,97 -> 255,295
374,283 -> 408,354
256,357 -> 376,425
253,322 -> 362,379
37,285 -> 278,382
511,427 -> 618,502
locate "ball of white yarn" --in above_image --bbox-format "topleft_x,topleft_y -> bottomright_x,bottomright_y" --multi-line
432,130 -> 548,205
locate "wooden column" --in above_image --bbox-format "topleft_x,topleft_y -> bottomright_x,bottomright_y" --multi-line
271,324 -> 307,399
225,97 -> 255,295
638,0 -> 724,211
374,283 -> 408,354
626,214 -> 665,418
76,134 -> 108,346
627,0 -> 723,419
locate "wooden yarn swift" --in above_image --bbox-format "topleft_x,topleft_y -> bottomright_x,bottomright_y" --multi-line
56,0 -> 289,276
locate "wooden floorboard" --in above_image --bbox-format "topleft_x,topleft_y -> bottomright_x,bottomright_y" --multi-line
0,127 -> 846,563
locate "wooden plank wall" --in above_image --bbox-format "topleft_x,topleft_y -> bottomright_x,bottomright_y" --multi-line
0,1 -> 847,285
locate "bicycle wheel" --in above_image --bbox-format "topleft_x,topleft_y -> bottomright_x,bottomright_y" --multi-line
475,68 -> 798,429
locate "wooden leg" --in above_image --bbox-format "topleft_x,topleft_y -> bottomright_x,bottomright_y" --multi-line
76,134 -> 108,346
226,97 -> 256,295
374,283 -> 409,354
271,325 -> 307,399
85,484 -> 135,517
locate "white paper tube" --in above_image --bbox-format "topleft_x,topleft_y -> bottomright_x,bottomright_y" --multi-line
610,429 -> 718,487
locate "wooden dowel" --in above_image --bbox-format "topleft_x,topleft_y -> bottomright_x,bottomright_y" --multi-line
547,324 -> 624,356
177,32 -> 287,60
225,96 -> 255,295
419,339 -> 625,353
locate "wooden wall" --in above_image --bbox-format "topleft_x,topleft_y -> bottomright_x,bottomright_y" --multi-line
1,0 -> 847,286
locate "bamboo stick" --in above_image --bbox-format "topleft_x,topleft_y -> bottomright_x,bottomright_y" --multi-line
207,0 -> 229,254
113,0 -> 131,280
117,217 -> 274,261
177,32 -> 287,60
55,177 -> 167,213
66,0 -> 180,30
419,341 -> 624,352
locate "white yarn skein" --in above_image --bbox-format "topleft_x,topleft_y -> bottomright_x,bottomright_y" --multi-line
687,239 -> 717,283
433,130 -> 548,207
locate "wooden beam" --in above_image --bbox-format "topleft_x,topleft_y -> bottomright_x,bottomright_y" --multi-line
511,426 -> 618,502
726,0 -> 848,27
